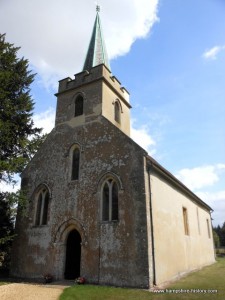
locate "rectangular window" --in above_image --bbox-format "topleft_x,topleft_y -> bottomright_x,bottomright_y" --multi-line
183,207 -> 189,235
206,219 -> 211,238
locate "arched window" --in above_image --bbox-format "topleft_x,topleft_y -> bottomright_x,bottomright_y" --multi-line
102,179 -> 119,221
75,95 -> 84,117
42,191 -> 49,225
35,188 -> 50,226
71,147 -> 80,180
114,101 -> 121,124
112,181 -> 118,220
102,183 -> 109,221
36,193 -> 42,226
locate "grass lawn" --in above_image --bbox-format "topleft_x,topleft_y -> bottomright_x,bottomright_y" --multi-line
0,282 -> 8,286
60,257 -> 225,300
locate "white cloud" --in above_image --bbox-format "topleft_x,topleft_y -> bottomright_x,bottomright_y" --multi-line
175,164 -> 225,190
203,45 -> 225,60
217,163 -> 225,170
175,164 -> 225,226
0,175 -> 21,193
197,190 -> 225,203
197,190 -> 225,227
33,107 -> 55,134
0,0 -> 159,89
131,121 -> 156,155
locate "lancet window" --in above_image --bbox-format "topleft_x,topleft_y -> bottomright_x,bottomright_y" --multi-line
114,101 -> 121,124
102,179 -> 119,221
35,188 -> 50,226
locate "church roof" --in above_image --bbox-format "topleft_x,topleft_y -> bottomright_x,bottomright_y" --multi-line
83,6 -> 110,71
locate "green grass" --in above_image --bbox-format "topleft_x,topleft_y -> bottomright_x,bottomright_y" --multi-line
60,257 -> 225,300
0,282 -> 8,286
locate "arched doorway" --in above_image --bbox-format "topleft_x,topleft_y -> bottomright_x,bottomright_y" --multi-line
64,229 -> 81,279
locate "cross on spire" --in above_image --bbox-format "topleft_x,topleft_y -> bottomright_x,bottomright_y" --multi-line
96,5 -> 100,12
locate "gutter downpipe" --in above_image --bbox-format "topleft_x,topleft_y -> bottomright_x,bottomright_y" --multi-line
147,162 -> 156,286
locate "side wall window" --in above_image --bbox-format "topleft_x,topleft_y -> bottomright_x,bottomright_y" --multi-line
182,207 -> 189,235
114,101 -> 121,124
102,179 -> 119,221
35,188 -> 50,226
71,147 -> 80,180
75,95 -> 84,117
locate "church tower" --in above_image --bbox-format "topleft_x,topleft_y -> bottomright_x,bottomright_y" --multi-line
55,7 -> 131,136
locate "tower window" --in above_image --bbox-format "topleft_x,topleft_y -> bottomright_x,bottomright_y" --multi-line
71,147 -> 80,180
114,101 -> 121,124
102,179 -> 118,221
35,188 -> 50,226
75,95 -> 84,117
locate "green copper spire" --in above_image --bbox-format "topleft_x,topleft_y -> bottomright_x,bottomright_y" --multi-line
83,6 -> 110,71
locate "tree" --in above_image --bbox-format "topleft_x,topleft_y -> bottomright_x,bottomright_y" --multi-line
221,222 -> 225,247
0,33 -> 44,183
213,230 -> 220,248
0,192 -> 14,272
214,224 -> 225,247
0,33 -> 45,271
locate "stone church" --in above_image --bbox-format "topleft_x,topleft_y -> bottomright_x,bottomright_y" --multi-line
11,9 -> 215,288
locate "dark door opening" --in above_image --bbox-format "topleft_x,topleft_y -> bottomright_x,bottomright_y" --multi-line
64,229 -> 81,279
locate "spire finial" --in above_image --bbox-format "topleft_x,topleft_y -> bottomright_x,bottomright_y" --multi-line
96,4 -> 100,12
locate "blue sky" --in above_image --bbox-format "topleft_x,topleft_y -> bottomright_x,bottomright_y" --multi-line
0,0 -> 224,226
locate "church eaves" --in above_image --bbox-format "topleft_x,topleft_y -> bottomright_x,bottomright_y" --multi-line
83,6 -> 110,72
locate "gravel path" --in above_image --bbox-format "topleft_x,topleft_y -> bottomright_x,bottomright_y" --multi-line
0,283 -> 66,300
